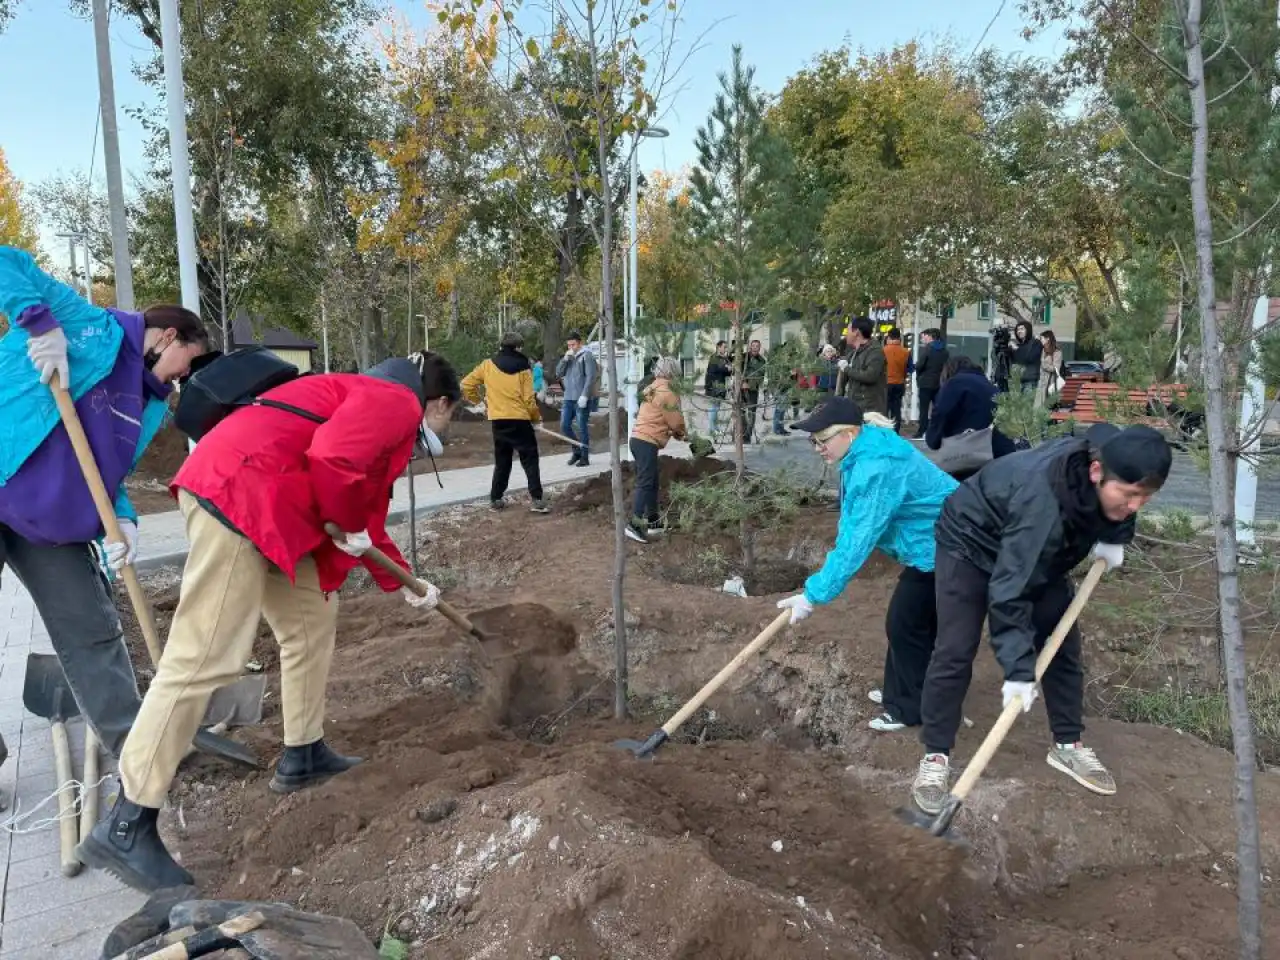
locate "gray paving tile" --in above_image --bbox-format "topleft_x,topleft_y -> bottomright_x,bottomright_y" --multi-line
6,825 -> 59,866
0,886 -> 144,954
2,867 -> 126,922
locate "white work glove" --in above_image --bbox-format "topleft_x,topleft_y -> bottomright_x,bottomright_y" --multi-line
27,327 -> 70,387
577,395 -> 588,409
332,528 -> 373,557
1092,542 -> 1124,571
466,402 -> 486,417
776,593 -> 815,625
837,358 -> 849,371
1002,680 -> 1038,713
103,519 -> 139,573
402,580 -> 440,609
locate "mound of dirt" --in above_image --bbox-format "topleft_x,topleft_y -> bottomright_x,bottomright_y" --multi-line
562,456 -> 731,513
133,501 -> 1280,960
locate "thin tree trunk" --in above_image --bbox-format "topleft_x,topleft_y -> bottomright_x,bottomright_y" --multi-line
1184,5 -> 1262,956
584,5 -> 628,721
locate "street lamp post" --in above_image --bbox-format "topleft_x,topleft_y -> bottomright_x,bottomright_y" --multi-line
626,125 -> 669,445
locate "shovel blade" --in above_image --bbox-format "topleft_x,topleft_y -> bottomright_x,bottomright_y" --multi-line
192,727 -> 263,769
612,728 -> 668,759
893,795 -> 965,842
202,674 -> 267,727
22,654 -> 80,723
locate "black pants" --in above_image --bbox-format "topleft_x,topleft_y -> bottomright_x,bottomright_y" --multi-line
741,389 -> 760,442
630,437 -> 660,521
882,566 -> 938,726
887,384 -> 906,433
915,386 -> 938,438
491,420 -> 543,502
921,549 -> 1084,754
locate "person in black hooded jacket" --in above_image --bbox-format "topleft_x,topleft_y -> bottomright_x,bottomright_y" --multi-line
909,423 -> 1172,817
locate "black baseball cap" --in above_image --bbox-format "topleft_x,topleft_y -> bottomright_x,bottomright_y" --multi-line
1086,423 -> 1173,487
790,397 -> 865,434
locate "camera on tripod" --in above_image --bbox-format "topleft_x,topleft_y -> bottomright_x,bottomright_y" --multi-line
991,324 -> 1012,351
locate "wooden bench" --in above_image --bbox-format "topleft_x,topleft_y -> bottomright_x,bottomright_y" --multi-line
1050,381 -> 1191,433
1053,374 -> 1103,413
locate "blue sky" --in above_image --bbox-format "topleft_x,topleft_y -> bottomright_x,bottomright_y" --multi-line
0,0 -> 1065,266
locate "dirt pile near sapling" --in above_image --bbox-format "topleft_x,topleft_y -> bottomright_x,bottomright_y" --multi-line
562,456 -> 731,513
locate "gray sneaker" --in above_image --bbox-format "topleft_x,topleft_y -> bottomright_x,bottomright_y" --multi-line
1046,742 -> 1116,795
911,753 -> 951,815
530,499 -> 551,514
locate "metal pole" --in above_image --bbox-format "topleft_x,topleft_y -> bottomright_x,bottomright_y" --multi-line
158,0 -> 200,315
64,236 -> 81,294
81,240 -> 94,304
1234,287 -> 1270,548
626,138 -> 639,442
406,253 -> 413,354
92,0 -> 135,310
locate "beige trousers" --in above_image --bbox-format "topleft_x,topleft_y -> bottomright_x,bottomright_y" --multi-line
120,490 -> 339,808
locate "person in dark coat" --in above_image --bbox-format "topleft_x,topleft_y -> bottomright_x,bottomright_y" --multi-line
704,341 -> 731,436
925,356 -> 1016,478
913,327 -> 949,439
1010,320 -> 1042,393
909,424 -> 1172,817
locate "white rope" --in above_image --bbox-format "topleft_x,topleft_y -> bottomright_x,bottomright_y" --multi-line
0,775 -> 115,836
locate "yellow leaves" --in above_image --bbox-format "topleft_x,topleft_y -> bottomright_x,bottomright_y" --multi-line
0,148 -> 38,253
525,37 -> 540,60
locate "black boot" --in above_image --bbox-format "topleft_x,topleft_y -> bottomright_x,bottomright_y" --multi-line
269,739 -> 363,795
76,792 -> 194,893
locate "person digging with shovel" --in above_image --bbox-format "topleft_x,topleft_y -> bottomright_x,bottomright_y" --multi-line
0,245 -> 210,765
775,397 -> 958,732
910,422 -> 1172,816
78,351 -> 461,893
626,357 -> 687,544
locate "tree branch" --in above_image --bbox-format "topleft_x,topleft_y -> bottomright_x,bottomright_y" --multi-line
1107,113 -> 1191,180
1212,194 -> 1280,246
1097,0 -> 1193,83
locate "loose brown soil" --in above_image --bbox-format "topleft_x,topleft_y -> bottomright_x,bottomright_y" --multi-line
128,422 -> 189,514
122,487 -> 1280,960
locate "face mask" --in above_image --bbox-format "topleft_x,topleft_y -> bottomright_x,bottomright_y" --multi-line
418,423 -> 444,458
144,343 -> 166,371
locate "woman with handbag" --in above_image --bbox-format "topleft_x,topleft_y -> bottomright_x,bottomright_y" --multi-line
1035,330 -> 1064,408
924,356 -> 1016,479
775,397 -> 957,733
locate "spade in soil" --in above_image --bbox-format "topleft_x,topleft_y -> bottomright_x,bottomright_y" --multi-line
897,558 -> 1107,840
616,610 -> 791,757
326,523 -> 506,661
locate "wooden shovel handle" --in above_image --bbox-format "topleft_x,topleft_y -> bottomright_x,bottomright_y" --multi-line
322,523 -> 476,635
80,726 -> 100,843
950,558 -> 1108,803
140,912 -> 265,959
50,376 -> 163,666
52,719 -> 81,878
661,610 -> 792,736
537,424 -> 587,448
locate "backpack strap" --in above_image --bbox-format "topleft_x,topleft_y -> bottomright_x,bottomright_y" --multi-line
249,398 -> 328,425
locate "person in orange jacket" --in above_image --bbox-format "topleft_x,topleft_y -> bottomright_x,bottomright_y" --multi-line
627,356 -> 687,543
78,351 -> 461,893
882,327 -> 910,433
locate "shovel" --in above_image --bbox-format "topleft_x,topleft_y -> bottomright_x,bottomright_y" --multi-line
50,376 -> 262,769
322,523 -> 496,660
897,558 -> 1108,839
615,610 -> 792,758
537,424 -> 587,449
22,654 -> 83,877
137,911 -> 265,959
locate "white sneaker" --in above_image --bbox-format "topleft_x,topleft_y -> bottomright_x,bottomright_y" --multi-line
868,689 -> 883,705
911,753 -> 951,815
868,712 -> 905,732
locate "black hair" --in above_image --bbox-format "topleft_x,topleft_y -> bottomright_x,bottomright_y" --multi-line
409,351 -> 462,404
887,327 -> 902,340
922,327 -> 943,340
716,340 -> 726,348
1014,320 -> 1034,343
566,330 -> 583,342
850,317 -> 873,340
143,304 -> 209,348
941,355 -> 977,383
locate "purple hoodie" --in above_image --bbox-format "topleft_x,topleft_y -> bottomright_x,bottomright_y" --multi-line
0,311 -> 171,546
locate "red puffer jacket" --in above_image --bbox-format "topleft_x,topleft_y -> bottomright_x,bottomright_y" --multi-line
172,372 -> 422,593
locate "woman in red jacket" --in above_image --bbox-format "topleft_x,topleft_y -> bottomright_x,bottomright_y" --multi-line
79,352 -> 461,892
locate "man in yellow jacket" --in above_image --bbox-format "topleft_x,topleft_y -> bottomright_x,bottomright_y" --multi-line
462,332 -> 550,513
